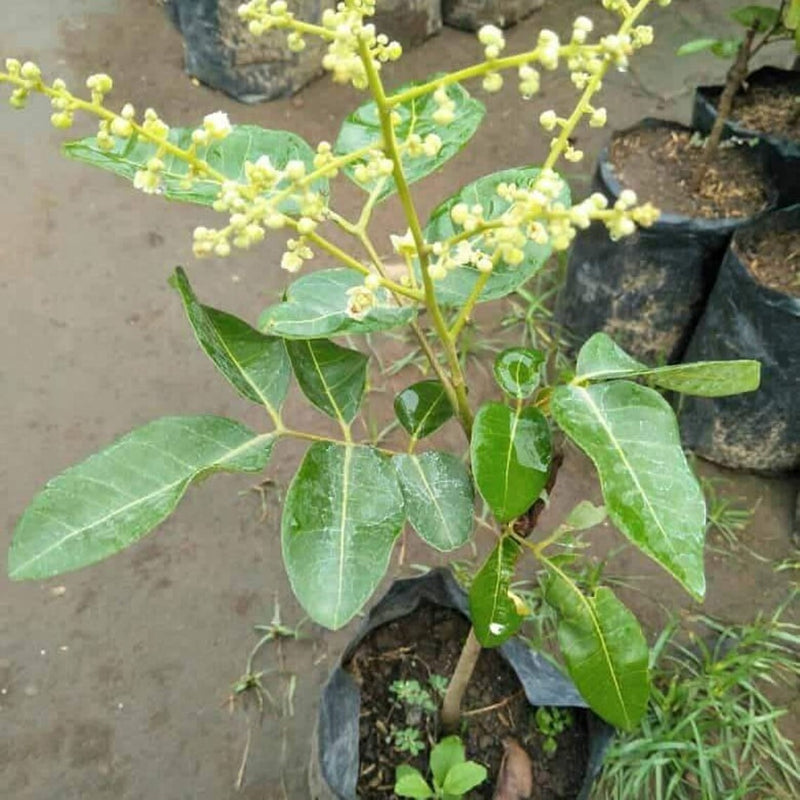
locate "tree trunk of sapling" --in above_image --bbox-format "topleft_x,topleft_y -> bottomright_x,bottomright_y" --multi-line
439,451 -> 564,732
441,627 -> 482,732
691,24 -> 758,193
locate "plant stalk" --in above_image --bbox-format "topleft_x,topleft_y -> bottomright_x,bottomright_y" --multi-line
691,23 -> 758,193
440,627 -> 483,732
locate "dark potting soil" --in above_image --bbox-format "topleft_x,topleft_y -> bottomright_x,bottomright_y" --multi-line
346,602 -> 589,799
736,226 -> 800,297
728,84 -> 800,139
608,126 -> 768,219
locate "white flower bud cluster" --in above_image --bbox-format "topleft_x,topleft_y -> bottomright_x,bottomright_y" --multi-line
239,0 -> 402,90
192,150 -> 332,261
133,157 -> 164,195
428,238 -> 493,280
281,237 -> 314,272
537,29 -> 561,71
5,59 -> 43,109
478,25 -> 505,60
432,86 -> 456,125
352,148 -> 394,185
191,111 -> 233,147
404,132 -> 443,159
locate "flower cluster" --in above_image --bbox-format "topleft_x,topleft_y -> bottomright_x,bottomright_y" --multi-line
238,0 -> 403,89
420,169 -> 659,283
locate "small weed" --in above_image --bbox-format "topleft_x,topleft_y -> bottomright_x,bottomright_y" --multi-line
390,679 -> 437,713
702,476 -> 758,552
534,707 -> 574,757
391,725 -> 426,756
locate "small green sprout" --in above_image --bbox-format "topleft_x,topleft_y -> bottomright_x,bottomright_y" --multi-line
395,735 -> 487,799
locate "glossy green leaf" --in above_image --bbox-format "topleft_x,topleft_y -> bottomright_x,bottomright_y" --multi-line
551,381 -> 706,599
731,5 -> 780,31
576,333 -> 761,396
422,167 -> 569,306
430,736 -> 465,789
394,379 -> 453,440
493,347 -> 545,399
63,125 -> 327,214
335,79 -> 485,202
395,765 -> 434,799
259,269 -> 417,339
545,569 -> 649,731
285,339 -> 367,424
9,417 -> 275,580
471,402 -> 552,523
470,536 -> 524,647
169,267 -> 290,413
393,452 -> 473,552
676,37 -> 722,56
282,442 -> 404,629
442,761 -> 488,795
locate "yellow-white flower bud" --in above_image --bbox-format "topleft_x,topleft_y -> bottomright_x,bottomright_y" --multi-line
539,110 -> 558,132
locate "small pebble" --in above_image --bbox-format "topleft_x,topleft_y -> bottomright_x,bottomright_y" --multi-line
23,684 -> 38,697
50,586 -> 67,597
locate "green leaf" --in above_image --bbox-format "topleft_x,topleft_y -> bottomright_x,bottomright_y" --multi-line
335,79 -> 485,202
63,125 -> 327,214
285,339 -> 367,424
395,765 -> 434,799
9,417 -> 275,581
169,267 -> 290,413
493,347 -> 545,399
785,0 -> 800,30
470,536 -> 525,647
470,402 -> 552,523
422,167 -> 569,306
545,570 -> 649,731
551,381 -> 706,599
442,761 -> 488,795
575,333 -> 761,396
731,5 -> 780,31
258,269 -> 417,339
430,736 -> 466,789
711,37 -> 744,58
281,442 -> 404,629
676,37 -> 722,56
393,452 -> 474,552
394,379 -> 453,440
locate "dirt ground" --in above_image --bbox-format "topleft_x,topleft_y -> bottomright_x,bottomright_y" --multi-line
1,1 -> 798,798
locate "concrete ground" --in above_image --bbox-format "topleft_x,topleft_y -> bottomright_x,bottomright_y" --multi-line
1,1 -> 797,798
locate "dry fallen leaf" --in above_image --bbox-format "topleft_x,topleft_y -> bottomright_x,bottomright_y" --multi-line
493,737 -> 533,800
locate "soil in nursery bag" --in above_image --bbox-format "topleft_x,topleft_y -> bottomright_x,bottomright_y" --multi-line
608,125 -> 767,220
728,84 -> 800,140
692,68 -> 800,206
557,119 -> 772,365
311,571 -> 612,800
348,601 -> 589,799
738,226 -> 800,296
679,205 -> 800,472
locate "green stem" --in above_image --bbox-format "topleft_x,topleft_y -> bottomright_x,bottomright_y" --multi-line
302,229 -> 423,302
449,271 -> 491,340
276,426 -> 399,456
543,0 -> 654,172
385,44 -> 602,108
358,40 -> 473,437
